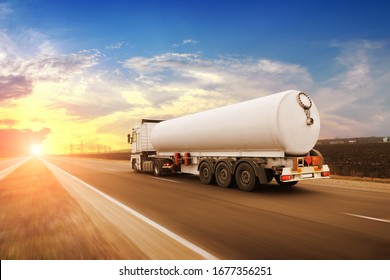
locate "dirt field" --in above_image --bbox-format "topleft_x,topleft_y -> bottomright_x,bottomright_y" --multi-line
316,143 -> 390,179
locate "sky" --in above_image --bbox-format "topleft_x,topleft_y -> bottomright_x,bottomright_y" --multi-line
1,0 -> 390,156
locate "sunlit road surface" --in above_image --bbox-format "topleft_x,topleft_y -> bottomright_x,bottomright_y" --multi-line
1,156 -> 389,260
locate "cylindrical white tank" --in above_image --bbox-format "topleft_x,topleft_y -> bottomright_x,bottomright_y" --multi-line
151,90 -> 320,155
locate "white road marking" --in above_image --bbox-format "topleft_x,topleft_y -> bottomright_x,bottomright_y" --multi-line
41,158 -> 218,260
343,213 -> 390,224
151,177 -> 182,184
0,156 -> 31,180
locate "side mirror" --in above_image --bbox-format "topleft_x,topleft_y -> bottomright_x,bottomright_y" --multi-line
127,134 -> 131,143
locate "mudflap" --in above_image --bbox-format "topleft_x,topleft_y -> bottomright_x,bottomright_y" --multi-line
256,166 -> 268,185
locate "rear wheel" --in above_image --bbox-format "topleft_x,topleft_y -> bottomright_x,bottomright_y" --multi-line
235,163 -> 257,192
215,162 -> 232,188
199,162 -> 215,185
132,159 -> 140,172
153,160 -> 162,176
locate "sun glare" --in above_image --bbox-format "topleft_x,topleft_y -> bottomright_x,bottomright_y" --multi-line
31,144 -> 43,156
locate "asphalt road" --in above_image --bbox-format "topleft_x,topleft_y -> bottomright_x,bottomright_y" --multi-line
1,156 -> 389,260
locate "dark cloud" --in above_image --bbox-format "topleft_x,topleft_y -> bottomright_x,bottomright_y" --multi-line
0,128 -> 50,157
0,75 -> 33,100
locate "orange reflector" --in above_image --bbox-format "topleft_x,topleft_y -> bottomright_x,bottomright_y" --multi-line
305,155 -> 312,165
321,171 -> 330,177
281,175 -> 293,181
312,156 -> 322,166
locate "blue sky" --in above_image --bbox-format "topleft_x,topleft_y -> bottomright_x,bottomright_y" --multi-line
1,0 -> 390,154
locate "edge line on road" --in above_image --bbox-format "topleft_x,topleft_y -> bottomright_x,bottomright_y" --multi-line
41,158 -> 218,260
0,156 -> 31,181
343,213 -> 390,224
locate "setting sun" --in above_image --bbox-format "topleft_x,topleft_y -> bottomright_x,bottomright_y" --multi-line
30,144 -> 43,156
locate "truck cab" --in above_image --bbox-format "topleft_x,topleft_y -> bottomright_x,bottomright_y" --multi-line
128,119 -> 162,171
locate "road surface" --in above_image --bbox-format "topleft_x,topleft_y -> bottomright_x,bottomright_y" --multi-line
0,156 -> 389,259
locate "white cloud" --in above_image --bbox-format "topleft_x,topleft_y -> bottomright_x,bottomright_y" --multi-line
315,40 -> 390,137
0,29 -> 100,83
123,52 -> 313,109
0,28 -> 103,123
121,43 -> 390,138
172,39 -> 199,47
105,42 -> 132,50
20,49 -> 100,81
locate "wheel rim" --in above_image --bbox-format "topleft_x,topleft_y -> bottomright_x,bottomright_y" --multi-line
199,162 -> 214,184
235,163 -> 256,191
241,170 -> 251,185
202,167 -> 209,178
219,168 -> 227,181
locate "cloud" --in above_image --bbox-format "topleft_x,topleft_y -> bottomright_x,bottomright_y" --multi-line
121,43 -> 390,139
106,42 -> 125,50
53,92 -> 129,120
0,29 -> 100,83
20,49 -> 100,82
0,118 -> 18,127
172,39 -> 199,47
315,40 -> 390,137
1,21 -> 389,154
105,42 -> 131,50
123,52 -> 313,113
0,28 -> 119,153
0,75 -> 33,100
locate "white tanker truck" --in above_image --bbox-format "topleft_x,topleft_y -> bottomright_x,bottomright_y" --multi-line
128,90 -> 330,191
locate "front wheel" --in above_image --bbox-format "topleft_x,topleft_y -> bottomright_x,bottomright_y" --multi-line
132,159 -> 140,172
235,163 -> 257,192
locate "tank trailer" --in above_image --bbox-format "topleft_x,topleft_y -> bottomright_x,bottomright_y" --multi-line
128,90 -> 330,191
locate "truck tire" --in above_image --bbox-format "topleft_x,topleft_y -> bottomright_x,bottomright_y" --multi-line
132,159 -> 140,172
215,162 -> 232,188
153,160 -> 162,176
199,162 -> 215,185
235,162 -> 257,192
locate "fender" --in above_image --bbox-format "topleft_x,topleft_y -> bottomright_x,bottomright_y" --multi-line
234,158 -> 268,184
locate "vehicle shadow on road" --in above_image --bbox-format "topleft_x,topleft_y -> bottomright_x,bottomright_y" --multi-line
253,182 -> 317,196
177,174 -> 317,196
